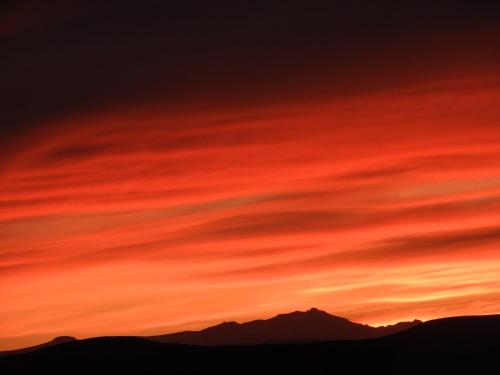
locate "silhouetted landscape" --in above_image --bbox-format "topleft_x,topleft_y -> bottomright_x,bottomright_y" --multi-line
147,308 -> 421,345
1,310 -> 499,374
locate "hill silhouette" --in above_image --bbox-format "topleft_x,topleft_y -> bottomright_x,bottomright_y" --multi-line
0,336 -> 76,357
1,313 -> 499,374
148,307 -> 421,345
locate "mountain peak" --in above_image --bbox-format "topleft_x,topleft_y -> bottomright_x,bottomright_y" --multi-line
306,307 -> 327,314
278,307 -> 331,317
283,307 -> 344,320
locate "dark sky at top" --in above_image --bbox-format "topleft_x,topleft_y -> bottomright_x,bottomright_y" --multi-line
1,1 -> 500,148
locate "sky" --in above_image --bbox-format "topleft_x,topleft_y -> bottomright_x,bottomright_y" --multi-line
1,1 -> 500,350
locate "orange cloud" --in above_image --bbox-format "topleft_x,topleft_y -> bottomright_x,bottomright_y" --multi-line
1,75 -> 500,350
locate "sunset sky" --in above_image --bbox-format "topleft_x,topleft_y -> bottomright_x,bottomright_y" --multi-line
1,1 -> 500,350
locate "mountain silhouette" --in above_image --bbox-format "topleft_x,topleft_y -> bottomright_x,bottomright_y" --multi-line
147,307 -> 421,345
0,314 -> 499,374
0,336 -> 76,357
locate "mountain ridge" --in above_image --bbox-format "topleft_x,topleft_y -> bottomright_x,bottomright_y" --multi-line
146,307 -> 421,345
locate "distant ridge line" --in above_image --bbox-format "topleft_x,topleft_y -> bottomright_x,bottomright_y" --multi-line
145,307 -> 422,345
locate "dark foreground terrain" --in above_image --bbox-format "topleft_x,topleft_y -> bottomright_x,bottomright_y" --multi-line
1,314 -> 499,374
